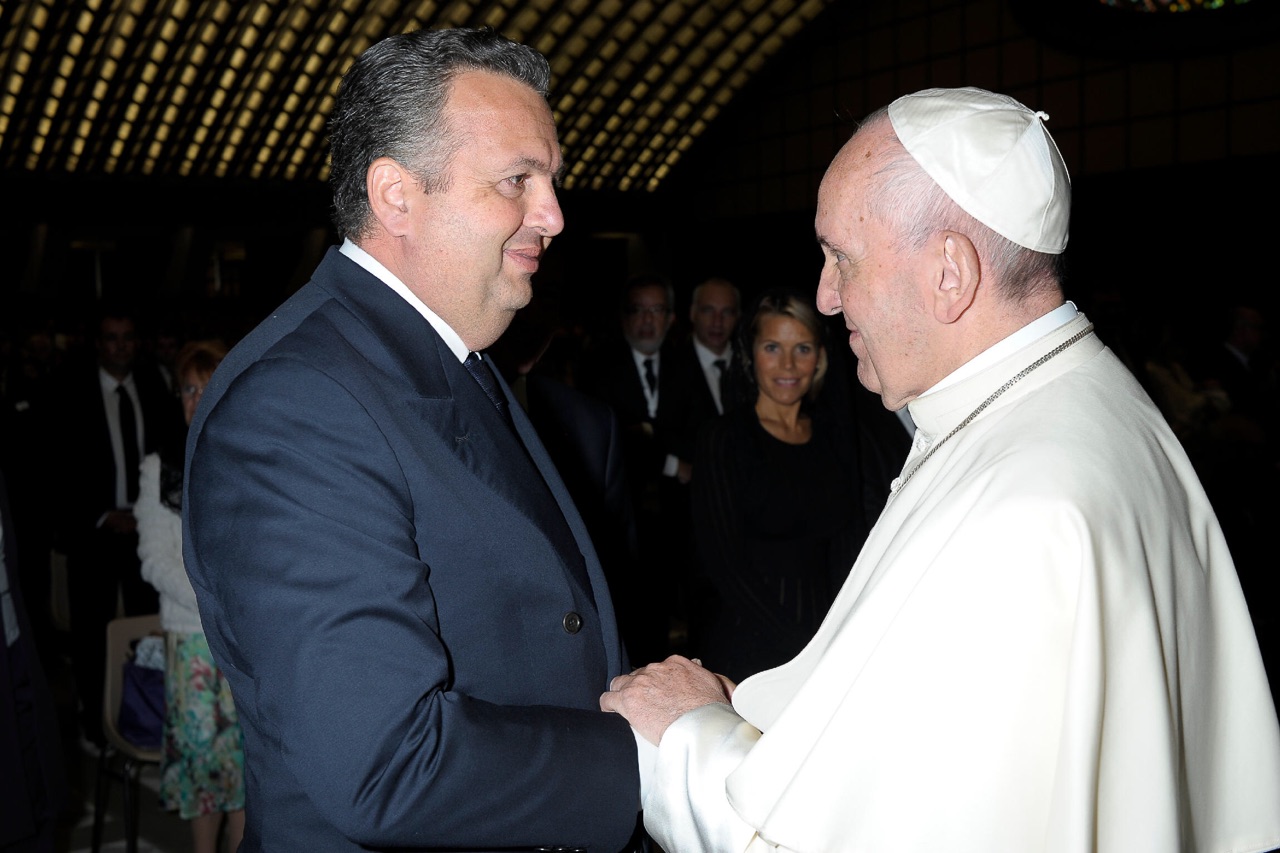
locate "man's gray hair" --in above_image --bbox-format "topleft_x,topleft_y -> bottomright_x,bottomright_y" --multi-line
623,274 -> 675,315
691,277 -> 742,309
857,110 -> 1063,303
328,27 -> 551,241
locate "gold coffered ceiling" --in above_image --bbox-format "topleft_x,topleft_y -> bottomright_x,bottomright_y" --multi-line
0,0 -> 831,192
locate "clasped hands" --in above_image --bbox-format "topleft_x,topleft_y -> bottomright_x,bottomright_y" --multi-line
600,655 -> 736,745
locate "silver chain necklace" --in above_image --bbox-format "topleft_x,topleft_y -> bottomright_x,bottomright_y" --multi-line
892,324 -> 1095,493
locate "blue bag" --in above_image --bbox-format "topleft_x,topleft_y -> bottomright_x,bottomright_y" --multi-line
118,658 -> 165,749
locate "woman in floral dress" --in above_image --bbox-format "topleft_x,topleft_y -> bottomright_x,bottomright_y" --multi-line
136,340 -> 244,853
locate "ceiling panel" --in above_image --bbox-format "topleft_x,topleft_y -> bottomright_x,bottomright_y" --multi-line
0,0 -> 833,191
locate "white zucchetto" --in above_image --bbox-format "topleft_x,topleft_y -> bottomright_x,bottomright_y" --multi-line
888,86 -> 1071,254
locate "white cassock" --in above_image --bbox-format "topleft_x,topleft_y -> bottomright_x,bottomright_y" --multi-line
645,311 -> 1280,852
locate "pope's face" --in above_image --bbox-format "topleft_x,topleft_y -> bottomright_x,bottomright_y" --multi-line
399,70 -> 564,351
815,127 -> 934,411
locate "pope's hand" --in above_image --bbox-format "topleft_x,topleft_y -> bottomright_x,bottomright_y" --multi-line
600,655 -> 735,745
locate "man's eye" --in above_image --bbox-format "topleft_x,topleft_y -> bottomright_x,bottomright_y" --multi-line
506,174 -> 528,187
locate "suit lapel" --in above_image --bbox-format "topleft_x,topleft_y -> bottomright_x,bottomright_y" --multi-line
314,252 -> 595,599
501,368 -> 598,601
620,347 -> 651,424
686,342 -> 719,416
430,349 -> 593,595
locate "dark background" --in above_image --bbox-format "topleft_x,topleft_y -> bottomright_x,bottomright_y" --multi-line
1,0 -> 1276,350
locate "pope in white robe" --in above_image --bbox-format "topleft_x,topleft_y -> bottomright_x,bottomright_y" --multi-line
602,88 -> 1280,853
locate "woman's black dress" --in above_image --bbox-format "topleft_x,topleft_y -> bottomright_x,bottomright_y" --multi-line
690,405 -> 869,682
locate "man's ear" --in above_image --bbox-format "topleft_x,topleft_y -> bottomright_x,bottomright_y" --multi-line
934,231 -> 980,324
367,157 -> 412,237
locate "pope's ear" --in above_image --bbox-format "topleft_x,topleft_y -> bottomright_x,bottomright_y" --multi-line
934,232 -> 980,324
367,157 -> 412,237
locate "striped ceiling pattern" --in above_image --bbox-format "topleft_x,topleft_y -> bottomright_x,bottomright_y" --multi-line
0,0 -> 831,192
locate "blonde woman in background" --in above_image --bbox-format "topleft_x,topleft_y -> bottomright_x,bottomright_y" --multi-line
690,290 -> 868,682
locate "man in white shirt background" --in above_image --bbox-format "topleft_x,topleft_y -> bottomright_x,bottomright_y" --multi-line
672,278 -> 749,466
54,307 -> 176,747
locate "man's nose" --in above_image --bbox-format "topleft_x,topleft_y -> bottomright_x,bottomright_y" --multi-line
526,182 -> 564,237
816,269 -> 840,315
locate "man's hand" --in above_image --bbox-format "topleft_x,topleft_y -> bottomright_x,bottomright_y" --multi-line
600,656 -> 734,745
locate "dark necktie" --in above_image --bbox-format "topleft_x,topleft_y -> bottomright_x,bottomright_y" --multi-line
463,352 -> 513,427
643,357 -> 657,394
116,384 -> 140,504
713,358 -> 728,413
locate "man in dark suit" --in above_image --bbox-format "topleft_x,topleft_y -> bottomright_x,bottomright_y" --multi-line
53,308 -> 174,744
1,470 -> 67,853
666,278 -> 750,468
183,29 -> 639,852
580,277 -> 697,662
582,276 -> 683,486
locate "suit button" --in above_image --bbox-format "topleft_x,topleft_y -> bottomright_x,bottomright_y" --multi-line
562,612 -> 583,634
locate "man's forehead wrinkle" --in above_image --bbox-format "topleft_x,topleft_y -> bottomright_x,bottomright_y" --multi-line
514,154 -> 555,172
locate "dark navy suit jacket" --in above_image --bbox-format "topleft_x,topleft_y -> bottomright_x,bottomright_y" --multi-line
183,248 -> 638,852
0,470 -> 67,848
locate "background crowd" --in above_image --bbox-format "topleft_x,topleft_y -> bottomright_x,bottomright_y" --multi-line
3,272 -> 1276,665
0,265 -> 1275,848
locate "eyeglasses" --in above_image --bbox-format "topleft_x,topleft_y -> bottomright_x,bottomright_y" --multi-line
181,384 -> 206,399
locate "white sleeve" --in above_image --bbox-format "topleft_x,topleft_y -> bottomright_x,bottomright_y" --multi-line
634,726 -> 657,804
134,454 -> 198,613
644,703 -> 763,853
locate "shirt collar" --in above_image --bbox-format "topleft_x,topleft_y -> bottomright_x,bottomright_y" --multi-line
339,238 -> 470,363
926,301 -> 1078,395
99,367 -> 134,393
631,347 -> 660,372
693,337 -> 732,369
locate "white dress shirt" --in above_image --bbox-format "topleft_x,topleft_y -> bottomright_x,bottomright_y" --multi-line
692,338 -> 733,415
340,239 -> 470,364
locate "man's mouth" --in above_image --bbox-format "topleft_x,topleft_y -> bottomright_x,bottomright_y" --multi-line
504,247 -> 542,272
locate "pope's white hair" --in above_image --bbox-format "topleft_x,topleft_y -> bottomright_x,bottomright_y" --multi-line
854,109 -> 1063,304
